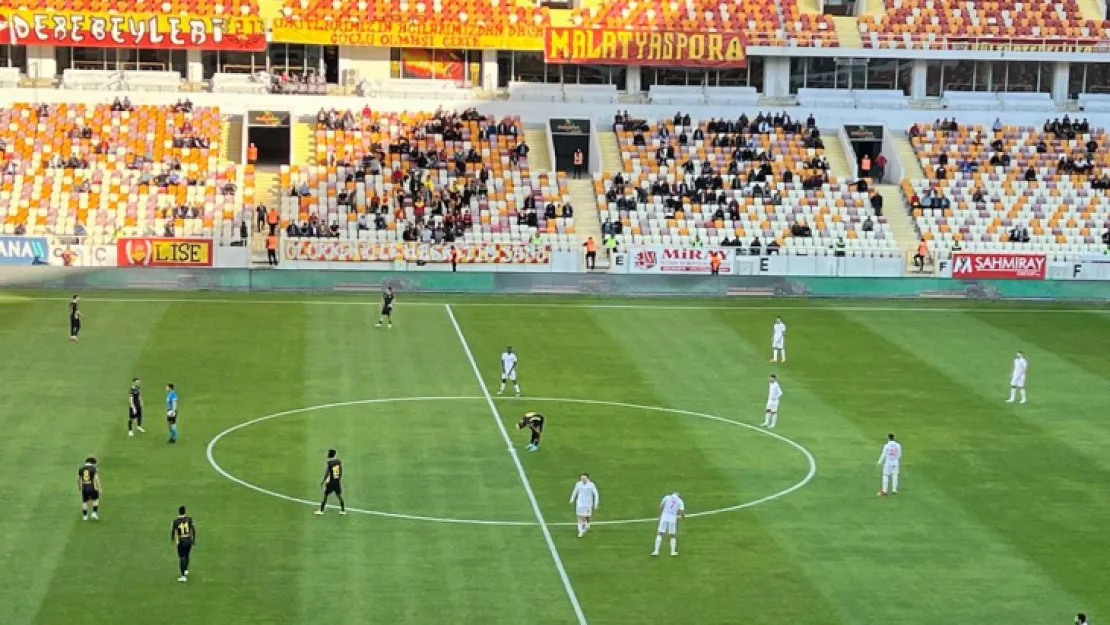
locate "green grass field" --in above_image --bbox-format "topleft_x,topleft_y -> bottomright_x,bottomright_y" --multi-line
1,290 -> 1108,625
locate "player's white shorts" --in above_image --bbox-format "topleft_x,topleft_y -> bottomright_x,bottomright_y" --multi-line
882,463 -> 900,477
772,337 -> 784,349
657,517 -> 678,534
765,400 -> 779,413
502,370 -> 517,382
575,505 -> 593,518
1010,374 -> 1025,388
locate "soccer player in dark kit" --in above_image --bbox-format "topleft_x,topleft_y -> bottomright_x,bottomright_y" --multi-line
518,412 -> 545,452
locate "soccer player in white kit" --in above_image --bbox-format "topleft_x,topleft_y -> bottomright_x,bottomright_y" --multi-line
569,473 -> 599,538
876,433 -> 902,496
771,316 -> 787,362
497,346 -> 521,396
761,374 -> 783,428
1006,351 -> 1028,404
652,492 -> 685,556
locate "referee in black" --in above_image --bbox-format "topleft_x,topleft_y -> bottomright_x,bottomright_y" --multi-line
171,505 -> 197,582
69,295 -> 82,342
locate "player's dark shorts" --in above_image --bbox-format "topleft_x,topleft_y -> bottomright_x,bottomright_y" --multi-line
176,541 -> 193,558
166,412 -> 177,425
381,305 -> 393,316
324,481 -> 343,496
129,409 -> 142,420
81,487 -> 99,502
70,319 -> 81,336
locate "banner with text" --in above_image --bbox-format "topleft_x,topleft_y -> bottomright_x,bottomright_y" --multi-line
117,238 -> 213,267
951,252 -> 1046,280
50,239 -> 116,267
544,28 -> 746,66
627,246 -> 735,274
269,18 -> 543,49
8,10 -> 266,50
284,240 -> 551,264
0,236 -> 49,266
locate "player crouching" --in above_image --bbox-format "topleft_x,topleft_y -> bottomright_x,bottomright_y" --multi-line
518,412 -> 544,452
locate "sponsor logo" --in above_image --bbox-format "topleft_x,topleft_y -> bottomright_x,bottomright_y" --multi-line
0,236 -> 49,265
628,246 -> 733,274
633,250 -> 657,270
951,253 -> 1046,279
117,238 -> 212,267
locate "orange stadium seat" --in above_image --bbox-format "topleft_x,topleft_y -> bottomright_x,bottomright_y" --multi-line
0,102 -> 250,245
859,0 -> 1110,49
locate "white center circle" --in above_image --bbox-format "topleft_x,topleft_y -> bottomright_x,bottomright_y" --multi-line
206,396 -> 817,526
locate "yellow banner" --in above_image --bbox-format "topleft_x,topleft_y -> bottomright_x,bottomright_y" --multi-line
7,9 -> 265,50
270,18 -> 544,50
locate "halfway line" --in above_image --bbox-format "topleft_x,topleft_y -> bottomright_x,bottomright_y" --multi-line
445,304 -> 589,625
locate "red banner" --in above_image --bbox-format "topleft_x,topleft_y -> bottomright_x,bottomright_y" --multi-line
544,27 -> 746,67
117,238 -> 213,267
284,240 -> 551,264
8,10 -> 265,50
951,252 -> 1046,280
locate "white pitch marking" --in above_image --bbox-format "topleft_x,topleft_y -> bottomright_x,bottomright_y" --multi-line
446,304 -> 589,625
2,294 -> 1104,314
205,396 -> 818,526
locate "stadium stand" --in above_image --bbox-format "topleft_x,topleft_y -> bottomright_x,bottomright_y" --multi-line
858,0 -> 1110,48
277,107 -> 576,251
903,118 -> 1109,261
597,112 -> 897,257
0,101 -> 249,246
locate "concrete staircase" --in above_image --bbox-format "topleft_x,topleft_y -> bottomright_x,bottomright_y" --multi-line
523,125 -> 553,171
567,178 -> 607,271
831,16 -> 863,48
220,116 -> 244,164
820,130 -> 855,180
250,167 -> 282,264
890,132 -> 927,179
861,0 -> 887,16
1077,0 -> 1105,20
876,184 -> 919,271
598,131 -> 622,174
292,119 -> 316,167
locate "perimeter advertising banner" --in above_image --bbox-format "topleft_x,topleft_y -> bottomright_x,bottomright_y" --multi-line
284,240 -> 551,264
117,238 -> 213,267
7,10 -> 265,50
0,236 -> 49,266
951,252 -> 1046,280
269,18 -> 544,50
627,246 -> 735,274
544,28 -> 747,66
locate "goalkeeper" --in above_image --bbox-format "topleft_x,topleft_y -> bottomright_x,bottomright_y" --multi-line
165,383 -> 180,444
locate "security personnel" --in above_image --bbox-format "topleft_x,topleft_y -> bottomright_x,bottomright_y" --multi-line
572,149 -> 584,179
583,237 -> 597,270
450,245 -> 459,273
914,238 -> 928,272
834,236 -> 847,258
951,238 -> 963,253
860,154 -> 872,178
266,205 -> 279,235
266,233 -> 278,266
247,142 -> 258,164
603,233 -> 617,260
709,250 -> 722,275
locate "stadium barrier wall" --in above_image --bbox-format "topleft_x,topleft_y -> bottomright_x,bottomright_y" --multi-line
3,267 -> 1110,300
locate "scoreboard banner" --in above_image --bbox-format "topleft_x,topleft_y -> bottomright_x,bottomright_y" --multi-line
270,18 -> 544,50
544,28 -> 747,67
627,246 -> 735,274
117,238 -> 213,267
284,240 -> 551,264
951,252 -> 1046,280
7,10 -> 265,50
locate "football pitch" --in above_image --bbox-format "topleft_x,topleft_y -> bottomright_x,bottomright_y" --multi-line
1,290 -> 1108,625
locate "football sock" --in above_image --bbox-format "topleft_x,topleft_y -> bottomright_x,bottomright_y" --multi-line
128,420 -> 133,432
670,537 -> 677,554
169,425 -> 178,442
653,536 -> 662,553
514,384 -> 521,394
881,475 -> 889,492
179,556 -> 189,575
337,496 -> 346,512
780,349 -> 786,360
93,505 -> 99,514
891,473 -> 899,492
769,413 -> 777,427
1008,389 -> 1016,401
498,383 -> 505,393
1020,389 -> 1027,402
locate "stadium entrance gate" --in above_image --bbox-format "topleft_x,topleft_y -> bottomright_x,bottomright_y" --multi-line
247,110 -> 292,165
844,124 -> 884,180
549,118 -> 591,173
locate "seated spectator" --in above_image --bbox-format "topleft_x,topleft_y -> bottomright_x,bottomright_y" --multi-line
767,239 -> 781,255
1009,225 -> 1030,243
1024,167 -> 1037,182
862,216 -> 874,232
749,236 -> 762,256
935,164 -> 947,180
